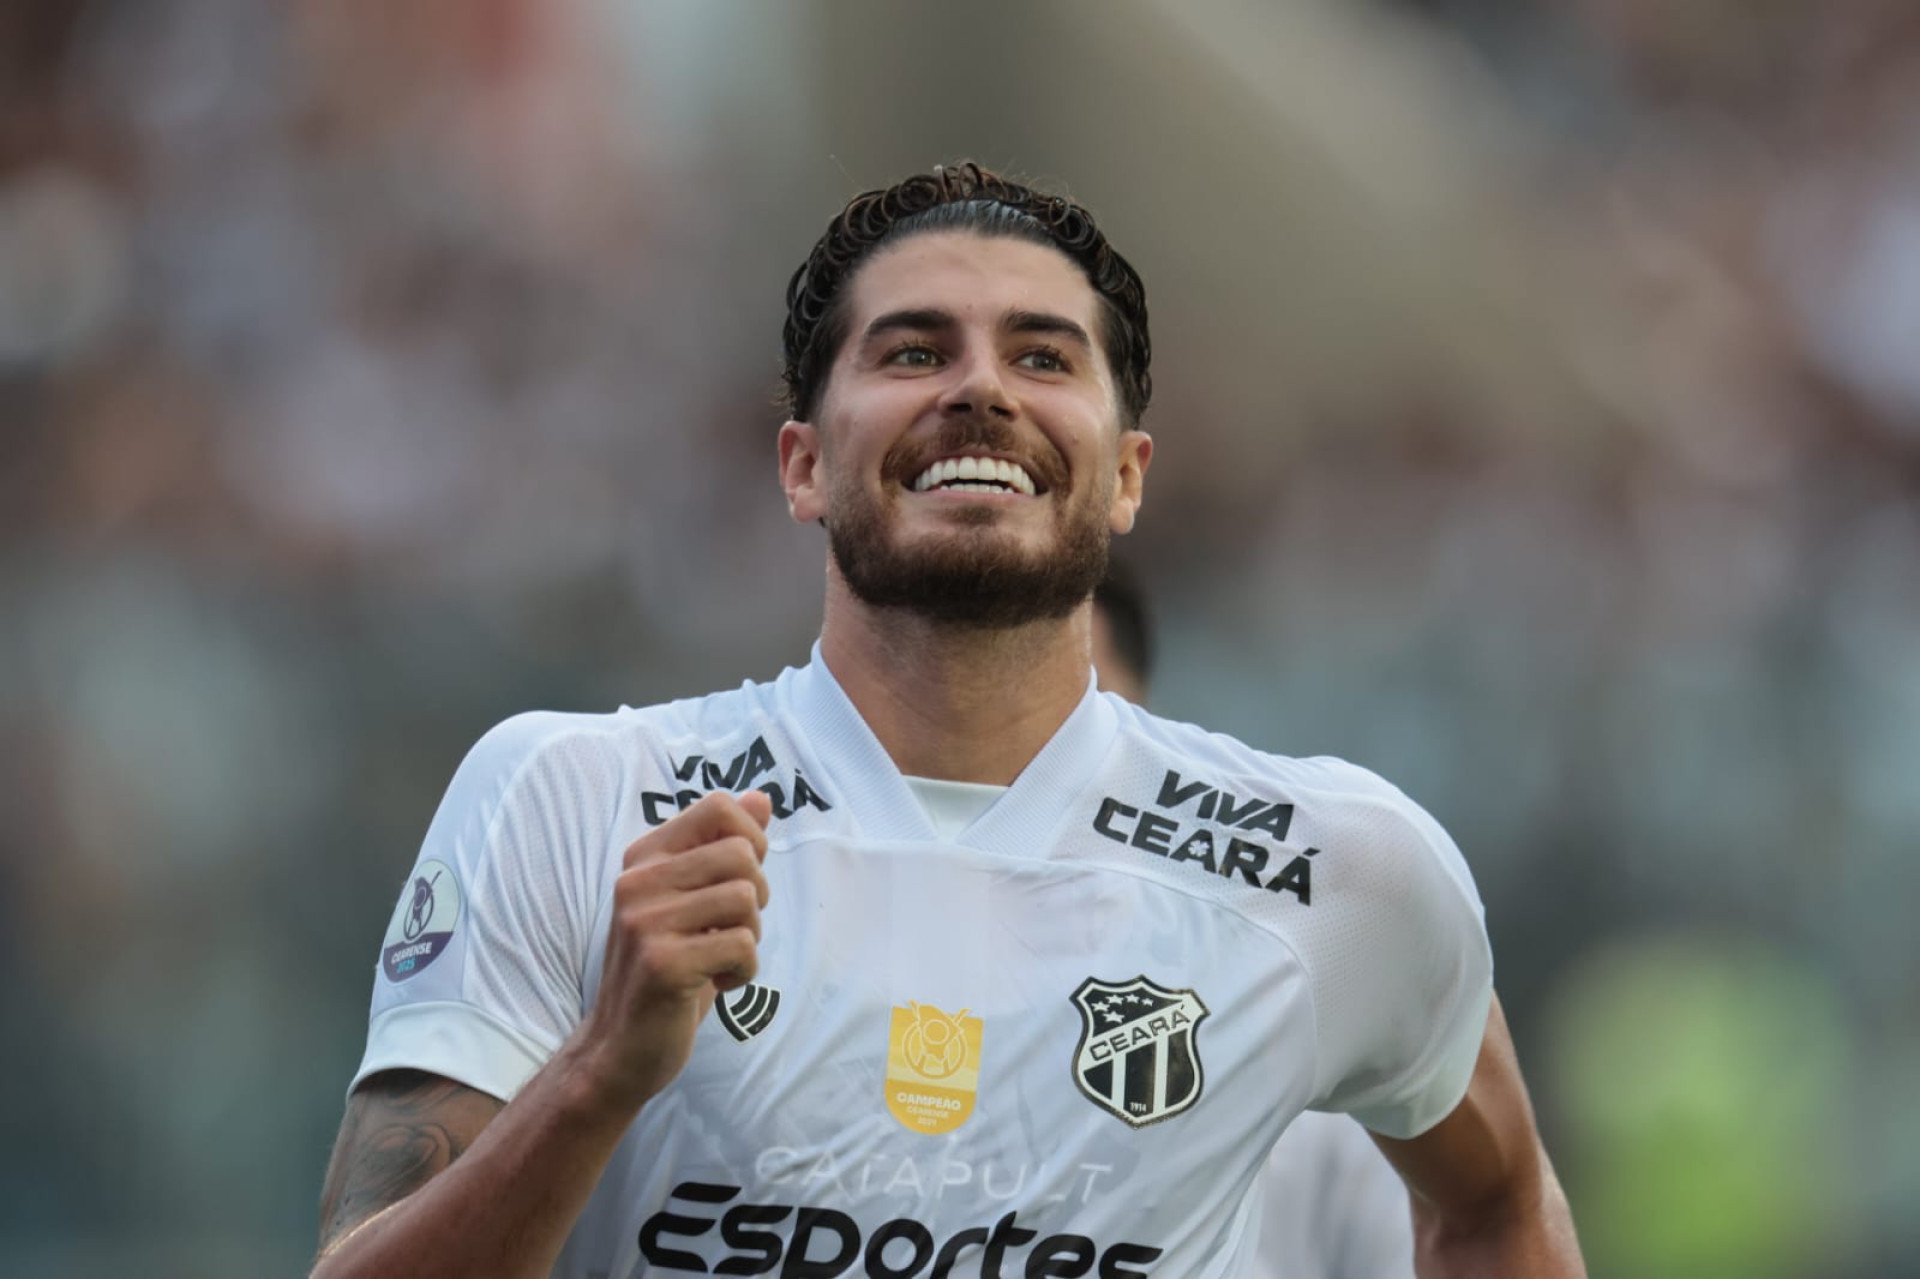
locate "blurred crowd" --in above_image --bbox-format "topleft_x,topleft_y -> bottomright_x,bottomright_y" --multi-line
3,1 -> 1917,1275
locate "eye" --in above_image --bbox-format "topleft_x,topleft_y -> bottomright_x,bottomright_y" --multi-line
885,343 -> 942,368
1016,346 -> 1069,373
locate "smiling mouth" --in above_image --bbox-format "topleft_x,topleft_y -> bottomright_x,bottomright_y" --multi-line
908,455 -> 1041,496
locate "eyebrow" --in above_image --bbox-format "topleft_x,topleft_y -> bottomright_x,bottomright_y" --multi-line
861,307 -> 1094,350
863,308 -> 955,342
1005,309 -> 1093,349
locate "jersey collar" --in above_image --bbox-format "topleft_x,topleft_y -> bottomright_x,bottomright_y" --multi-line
779,641 -> 1119,852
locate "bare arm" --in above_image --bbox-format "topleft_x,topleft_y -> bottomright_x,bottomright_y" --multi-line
315,1069 -> 503,1255
1371,996 -> 1586,1279
312,1048 -> 650,1278
312,790 -> 775,1279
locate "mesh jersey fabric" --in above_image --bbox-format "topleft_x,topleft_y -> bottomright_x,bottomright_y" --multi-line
353,648 -> 1491,1277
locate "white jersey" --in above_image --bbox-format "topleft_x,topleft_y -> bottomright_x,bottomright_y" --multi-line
1255,1112 -> 1414,1279
355,651 -> 1491,1278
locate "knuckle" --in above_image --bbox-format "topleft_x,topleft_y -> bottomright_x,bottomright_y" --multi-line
642,932 -> 704,981
716,835 -> 757,871
721,930 -> 759,975
632,933 -> 671,975
690,790 -> 735,818
620,831 -> 656,867
741,818 -> 770,852
616,899 -> 657,940
615,860 -> 665,904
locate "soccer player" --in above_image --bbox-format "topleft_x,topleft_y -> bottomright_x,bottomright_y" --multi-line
1092,565 -> 1416,1279
314,164 -> 1583,1278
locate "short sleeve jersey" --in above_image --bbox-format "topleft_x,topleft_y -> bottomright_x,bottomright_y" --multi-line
354,652 -> 1491,1278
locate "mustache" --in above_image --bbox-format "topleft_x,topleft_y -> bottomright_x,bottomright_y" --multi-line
883,415 -> 1068,493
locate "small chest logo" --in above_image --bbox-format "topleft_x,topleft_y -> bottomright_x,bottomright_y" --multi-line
714,983 -> 781,1041
885,1002 -> 984,1135
1070,976 -> 1209,1128
380,860 -> 461,982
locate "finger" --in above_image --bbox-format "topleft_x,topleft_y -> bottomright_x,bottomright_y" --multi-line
642,879 -> 763,941
710,963 -> 758,995
622,836 -> 770,907
663,837 -> 771,907
624,791 -> 770,867
734,788 -> 774,833
678,926 -> 760,990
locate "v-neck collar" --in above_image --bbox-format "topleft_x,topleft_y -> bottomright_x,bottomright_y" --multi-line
777,641 -> 1119,853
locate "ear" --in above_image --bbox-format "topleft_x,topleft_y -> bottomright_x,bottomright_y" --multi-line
778,420 -> 827,524
1108,429 -> 1153,534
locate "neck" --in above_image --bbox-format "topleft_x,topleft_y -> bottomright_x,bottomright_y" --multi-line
817,571 -> 1094,786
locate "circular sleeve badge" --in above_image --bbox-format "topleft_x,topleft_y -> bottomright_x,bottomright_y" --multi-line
380,859 -> 462,982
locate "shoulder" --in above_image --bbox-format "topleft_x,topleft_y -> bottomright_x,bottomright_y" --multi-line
1098,709 -> 1491,1136
445,707 -> 658,813
1097,699 -> 1484,954
429,679 -> 769,834
464,707 -> 638,765
1108,698 -> 1456,859
631,669 -> 789,742
1110,695 -> 1376,791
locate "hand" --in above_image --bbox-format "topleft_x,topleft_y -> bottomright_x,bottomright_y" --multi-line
576,790 -> 773,1110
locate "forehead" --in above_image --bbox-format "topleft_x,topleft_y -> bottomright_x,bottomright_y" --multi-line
844,230 -> 1102,335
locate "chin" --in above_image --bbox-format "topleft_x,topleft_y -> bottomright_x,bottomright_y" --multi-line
831,527 -> 1106,628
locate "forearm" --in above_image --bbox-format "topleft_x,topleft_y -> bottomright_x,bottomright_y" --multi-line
1410,1160 -> 1584,1279
314,791 -> 772,1277
312,1042 -> 638,1279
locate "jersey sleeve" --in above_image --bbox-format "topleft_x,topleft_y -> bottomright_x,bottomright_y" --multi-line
1297,767 -> 1492,1139
350,712 -> 625,1103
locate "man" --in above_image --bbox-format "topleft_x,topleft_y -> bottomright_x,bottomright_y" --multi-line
314,163 -> 1583,1277
1092,565 -> 1415,1279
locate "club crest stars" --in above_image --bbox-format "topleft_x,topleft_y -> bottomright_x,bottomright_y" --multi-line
1070,976 -> 1210,1128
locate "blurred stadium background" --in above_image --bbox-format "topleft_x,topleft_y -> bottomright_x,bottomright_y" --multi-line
4,0 -> 1918,1275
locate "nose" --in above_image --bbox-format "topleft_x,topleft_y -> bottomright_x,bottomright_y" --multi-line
940,348 -> 1015,420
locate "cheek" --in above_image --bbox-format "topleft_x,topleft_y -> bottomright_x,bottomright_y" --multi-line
827,388 -> 922,461
1056,417 -> 1117,479
1030,382 -> 1117,453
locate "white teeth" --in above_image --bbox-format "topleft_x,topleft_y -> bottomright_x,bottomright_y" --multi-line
993,459 -> 1035,494
909,455 -> 1039,496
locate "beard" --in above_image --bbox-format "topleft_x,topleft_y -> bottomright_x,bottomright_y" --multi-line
824,417 -> 1112,629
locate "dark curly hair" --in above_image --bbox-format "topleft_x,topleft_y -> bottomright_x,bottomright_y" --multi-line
782,162 -> 1152,427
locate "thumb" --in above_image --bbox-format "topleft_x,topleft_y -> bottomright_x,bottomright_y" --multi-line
736,788 -> 774,830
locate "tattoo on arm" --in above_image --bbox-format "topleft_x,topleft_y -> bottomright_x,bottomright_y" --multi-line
316,1070 -> 504,1255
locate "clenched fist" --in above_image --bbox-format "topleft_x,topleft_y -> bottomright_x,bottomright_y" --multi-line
575,790 -> 773,1110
